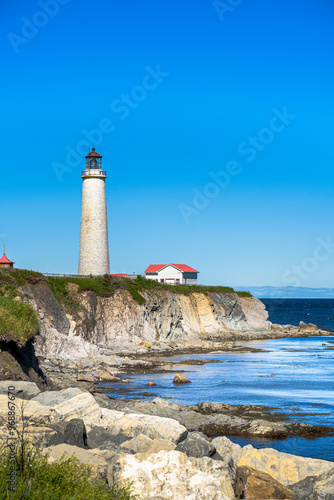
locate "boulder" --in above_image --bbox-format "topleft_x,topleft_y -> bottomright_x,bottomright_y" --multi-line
76,373 -> 96,383
107,450 -> 235,499
175,431 -> 216,458
0,394 -> 57,427
17,426 -> 58,448
121,378 -> 130,383
31,388 -> 84,407
308,323 -> 318,330
312,467 -> 334,499
98,372 -> 120,383
146,382 -> 156,387
44,444 -> 109,479
139,341 -> 151,348
120,434 -> 175,454
49,418 -> 87,448
237,445 -> 334,486
100,408 -> 126,430
173,373 -> 191,384
234,465 -> 294,499
288,476 -> 316,500
211,436 -> 243,476
103,411 -> 188,444
53,393 -> 103,431
0,381 -> 40,400
212,436 -> 242,462
104,397 -> 330,440
87,426 -> 130,449
289,467 -> 334,500
298,321 -> 317,331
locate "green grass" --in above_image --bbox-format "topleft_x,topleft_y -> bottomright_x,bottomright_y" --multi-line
0,297 -> 39,342
0,444 -> 136,500
13,269 -> 43,278
0,270 -> 41,342
48,277 -> 87,316
236,291 -> 253,298
134,275 -> 240,296
47,274 -> 251,314
48,274 -> 147,309
0,269 -> 252,322
0,269 -> 43,289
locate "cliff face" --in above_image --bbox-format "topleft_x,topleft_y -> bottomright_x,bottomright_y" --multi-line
20,280 -> 270,361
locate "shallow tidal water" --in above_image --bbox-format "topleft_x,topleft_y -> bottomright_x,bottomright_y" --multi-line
101,336 -> 334,461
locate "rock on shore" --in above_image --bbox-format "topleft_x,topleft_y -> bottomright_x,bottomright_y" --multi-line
0,381 -> 333,499
99,396 -> 334,440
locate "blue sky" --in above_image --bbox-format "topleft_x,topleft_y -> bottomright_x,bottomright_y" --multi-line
1,0 -> 334,290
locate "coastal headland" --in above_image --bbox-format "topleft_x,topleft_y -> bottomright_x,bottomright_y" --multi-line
0,268 -> 333,498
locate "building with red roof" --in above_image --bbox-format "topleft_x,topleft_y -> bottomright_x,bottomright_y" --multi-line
144,264 -> 199,285
0,249 -> 15,269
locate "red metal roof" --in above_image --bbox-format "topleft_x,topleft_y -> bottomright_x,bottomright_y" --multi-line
85,147 -> 102,158
0,253 -> 14,264
171,264 -> 199,273
145,264 -> 199,273
145,265 -> 166,273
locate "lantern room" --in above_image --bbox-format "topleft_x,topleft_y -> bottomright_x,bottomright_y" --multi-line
85,147 -> 103,169
82,147 -> 106,179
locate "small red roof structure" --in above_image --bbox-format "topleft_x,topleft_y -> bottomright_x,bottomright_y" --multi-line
0,251 -> 15,268
145,264 -> 199,273
85,147 -> 102,158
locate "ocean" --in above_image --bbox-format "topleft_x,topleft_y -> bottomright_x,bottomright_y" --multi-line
99,299 -> 334,460
262,298 -> 334,332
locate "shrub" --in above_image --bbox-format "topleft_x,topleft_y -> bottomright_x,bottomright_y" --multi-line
0,297 -> 39,342
0,401 -> 136,499
236,291 -> 253,298
0,444 -> 135,499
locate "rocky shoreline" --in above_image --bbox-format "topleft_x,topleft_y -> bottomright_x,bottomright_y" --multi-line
34,331 -> 334,444
0,381 -> 333,499
1,275 -> 334,497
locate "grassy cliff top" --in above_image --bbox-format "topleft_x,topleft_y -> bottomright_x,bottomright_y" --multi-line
47,274 -> 252,310
0,269 -> 40,343
0,269 -> 252,335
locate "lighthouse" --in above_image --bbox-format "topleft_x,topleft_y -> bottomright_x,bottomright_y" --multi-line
78,148 -> 110,275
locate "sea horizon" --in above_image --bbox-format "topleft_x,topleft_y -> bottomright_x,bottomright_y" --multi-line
237,286 -> 334,299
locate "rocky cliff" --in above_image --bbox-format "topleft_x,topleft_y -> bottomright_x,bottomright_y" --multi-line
20,278 -> 270,361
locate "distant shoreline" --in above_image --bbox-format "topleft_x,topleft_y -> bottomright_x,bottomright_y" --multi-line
237,286 -> 334,299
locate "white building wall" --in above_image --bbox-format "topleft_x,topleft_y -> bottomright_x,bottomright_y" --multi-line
157,266 -> 183,283
78,176 -> 110,275
145,266 -> 199,284
146,273 -> 158,281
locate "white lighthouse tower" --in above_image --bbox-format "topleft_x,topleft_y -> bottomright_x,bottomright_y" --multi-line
78,147 -> 110,275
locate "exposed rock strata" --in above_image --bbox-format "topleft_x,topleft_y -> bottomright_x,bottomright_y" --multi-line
107,450 -> 236,500
20,280 -> 271,361
17,279 -> 331,370
99,396 -> 334,440
237,445 -> 334,485
234,465 -> 294,499
1,382 -> 333,500
289,467 -> 334,500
